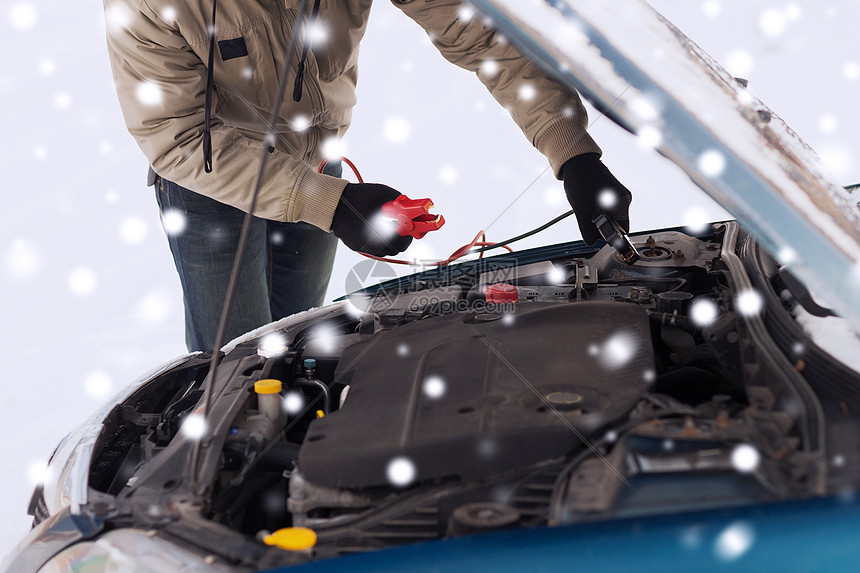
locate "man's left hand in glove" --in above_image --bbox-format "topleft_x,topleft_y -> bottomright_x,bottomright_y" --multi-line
561,153 -> 632,245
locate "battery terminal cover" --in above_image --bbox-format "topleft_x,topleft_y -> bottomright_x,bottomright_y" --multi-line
485,283 -> 519,303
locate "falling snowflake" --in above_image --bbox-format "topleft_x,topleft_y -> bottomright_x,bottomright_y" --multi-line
683,207 -> 710,234
843,62 -> 860,81
643,369 -> 656,383
457,5 -> 476,21
818,145 -> 852,178
604,430 -> 618,443
136,81 -> 162,106
321,137 -> 345,159
38,59 -> 54,76
680,525 -> 704,549
817,114 -> 838,134
548,266 -> 565,285
690,298 -> 719,326
291,114 -> 310,131
257,332 -> 288,358
371,213 -> 396,240
241,67 -> 253,80
758,8 -> 787,37
33,146 -> 47,160
6,239 -> 41,279
725,50 -> 754,76
161,6 -> 177,22
54,92 -> 71,110
501,313 -> 515,326
105,190 -> 119,203
698,149 -> 726,177
397,343 -> 409,357
383,116 -> 411,144
833,454 -> 846,468
26,461 -> 50,486
477,437 -> 497,458
84,371 -> 113,400
518,84 -> 536,101
161,209 -> 187,236
702,1 -> 721,17
181,413 -> 208,440
597,189 -> 618,209
423,376 -> 446,399
312,326 -> 337,353
636,125 -> 662,150
777,246 -> 797,265
9,2 -> 37,30
792,342 -> 805,355
135,291 -> 172,325
439,166 -> 457,184
283,392 -> 304,415
596,331 -> 638,369
68,267 -> 97,296
735,289 -> 763,316
480,59 -> 500,78
120,216 -> 148,245
99,141 -> 113,154
630,97 -> 659,121
307,20 -> 328,45
730,444 -> 760,473
713,522 -> 755,561
386,456 -> 416,487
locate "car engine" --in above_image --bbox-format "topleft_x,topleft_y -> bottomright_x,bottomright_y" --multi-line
75,222 -> 860,568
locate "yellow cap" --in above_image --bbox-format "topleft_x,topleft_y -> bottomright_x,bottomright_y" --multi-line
254,379 -> 282,395
315,410 -> 325,419
263,527 -> 317,551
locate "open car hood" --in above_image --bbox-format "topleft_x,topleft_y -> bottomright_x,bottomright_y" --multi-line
471,0 -> 860,332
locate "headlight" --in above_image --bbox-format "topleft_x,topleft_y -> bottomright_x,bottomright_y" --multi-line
39,353 -> 199,517
35,529 -> 229,573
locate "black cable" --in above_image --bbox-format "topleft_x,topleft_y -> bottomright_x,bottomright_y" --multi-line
471,209 -> 575,255
193,0 -> 312,493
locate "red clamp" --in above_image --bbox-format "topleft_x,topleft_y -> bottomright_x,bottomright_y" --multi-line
381,195 -> 445,239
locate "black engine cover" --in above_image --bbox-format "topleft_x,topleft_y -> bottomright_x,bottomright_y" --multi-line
298,302 -> 654,488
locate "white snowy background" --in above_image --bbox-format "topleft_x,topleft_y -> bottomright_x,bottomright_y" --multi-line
2,0 -> 859,561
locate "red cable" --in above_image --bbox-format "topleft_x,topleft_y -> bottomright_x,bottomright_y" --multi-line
319,157 -> 513,267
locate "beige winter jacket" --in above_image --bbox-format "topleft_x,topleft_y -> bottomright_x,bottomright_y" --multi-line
105,0 -> 601,231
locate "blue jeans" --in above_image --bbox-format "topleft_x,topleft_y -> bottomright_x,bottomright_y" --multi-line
154,169 -> 339,352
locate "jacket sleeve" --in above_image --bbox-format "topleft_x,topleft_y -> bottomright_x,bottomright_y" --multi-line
391,0 -> 602,177
104,0 -> 346,229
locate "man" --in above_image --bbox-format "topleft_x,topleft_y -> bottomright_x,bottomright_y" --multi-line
105,0 -> 632,352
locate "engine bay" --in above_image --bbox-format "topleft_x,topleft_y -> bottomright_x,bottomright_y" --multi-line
79,222 -> 860,568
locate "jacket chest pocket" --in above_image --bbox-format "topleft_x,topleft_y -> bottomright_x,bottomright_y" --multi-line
212,17 -> 282,113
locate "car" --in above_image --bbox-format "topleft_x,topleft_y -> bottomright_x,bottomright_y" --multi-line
6,1 -> 860,571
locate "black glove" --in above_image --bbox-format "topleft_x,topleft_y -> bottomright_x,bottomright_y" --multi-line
561,153 -> 632,245
331,183 -> 414,256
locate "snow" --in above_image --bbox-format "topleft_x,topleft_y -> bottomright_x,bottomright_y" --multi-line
386,456 -> 416,487
2,0 -> 860,561
713,521 -> 755,561
8,3 -> 37,31
697,149 -> 726,177
730,444 -> 760,473
422,376 -> 446,399
383,116 -> 411,144
725,49 -> 754,76
135,81 -> 162,106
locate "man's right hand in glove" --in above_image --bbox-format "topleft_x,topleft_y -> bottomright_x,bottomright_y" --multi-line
561,153 -> 632,245
331,183 -> 414,257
